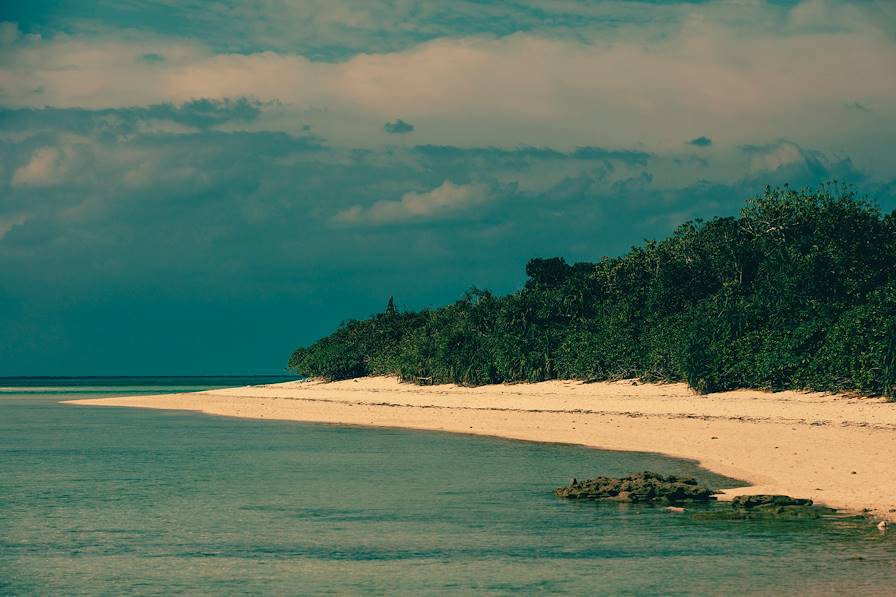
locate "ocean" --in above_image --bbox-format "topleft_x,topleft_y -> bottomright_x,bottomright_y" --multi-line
1,377 -> 894,595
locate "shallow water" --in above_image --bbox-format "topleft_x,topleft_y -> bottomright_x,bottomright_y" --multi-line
1,377 -> 894,595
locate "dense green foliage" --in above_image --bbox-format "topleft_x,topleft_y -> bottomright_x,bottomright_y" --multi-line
289,186 -> 896,398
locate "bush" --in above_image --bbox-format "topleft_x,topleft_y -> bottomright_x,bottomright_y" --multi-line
289,185 -> 896,397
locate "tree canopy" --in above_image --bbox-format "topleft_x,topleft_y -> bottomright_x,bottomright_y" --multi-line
289,185 -> 896,398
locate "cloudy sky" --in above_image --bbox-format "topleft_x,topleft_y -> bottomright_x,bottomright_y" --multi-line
1,0 -> 895,375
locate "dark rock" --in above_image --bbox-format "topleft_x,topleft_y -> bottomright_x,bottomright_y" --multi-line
731,494 -> 814,509
693,494 -> 836,521
554,471 -> 718,505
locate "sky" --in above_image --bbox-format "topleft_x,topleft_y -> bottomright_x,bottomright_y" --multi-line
1,0 -> 895,375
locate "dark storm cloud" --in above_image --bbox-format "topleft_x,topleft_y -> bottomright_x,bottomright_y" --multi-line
0,0 -> 735,61
414,145 -> 651,166
384,119 -> 414,134
738,140 -> 866,186
1,115 -> 893,375
0,98 -> 265,134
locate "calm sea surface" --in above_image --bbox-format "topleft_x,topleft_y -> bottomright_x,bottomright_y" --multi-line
1,377 -> 894,595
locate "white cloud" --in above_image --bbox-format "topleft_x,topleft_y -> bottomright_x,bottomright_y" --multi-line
333,181 -> 492,225
0,1 -> 893,172
0,213 -> 27,239
11,147 -> 62,187
745,141 -> 811,174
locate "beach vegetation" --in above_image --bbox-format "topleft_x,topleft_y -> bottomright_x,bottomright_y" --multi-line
289,185 -> 896,398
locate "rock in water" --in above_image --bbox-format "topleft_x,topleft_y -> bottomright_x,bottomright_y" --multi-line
730,495 -> 813,509
693,494 -> 836,521
554,471 -> 718,505
554,475 -> 838,522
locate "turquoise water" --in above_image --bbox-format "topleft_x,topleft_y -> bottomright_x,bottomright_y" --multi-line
1,378 -> 894,595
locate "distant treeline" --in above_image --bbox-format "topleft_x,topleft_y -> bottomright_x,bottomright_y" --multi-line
289,185 -> 896,398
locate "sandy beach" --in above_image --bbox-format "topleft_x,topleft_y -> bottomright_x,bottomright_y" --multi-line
68,377 -> 896,522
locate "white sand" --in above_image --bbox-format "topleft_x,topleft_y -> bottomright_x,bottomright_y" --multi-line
68,377 -> 896,521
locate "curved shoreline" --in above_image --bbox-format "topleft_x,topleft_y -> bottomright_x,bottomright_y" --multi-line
66,376 -> 896,522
